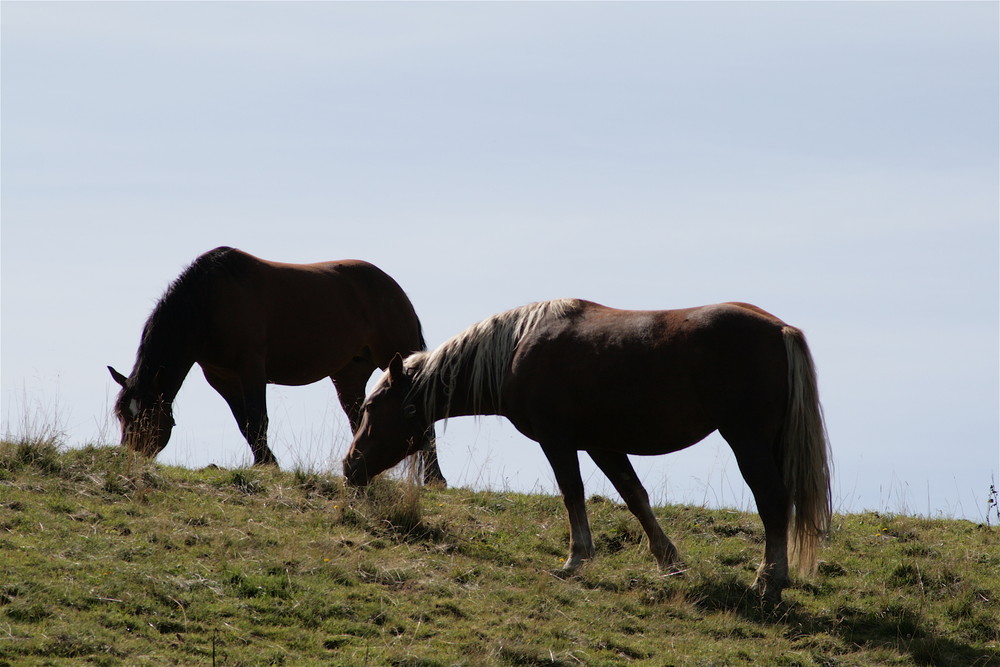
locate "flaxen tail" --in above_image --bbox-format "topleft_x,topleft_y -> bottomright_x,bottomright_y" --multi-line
780,326 -> 832,576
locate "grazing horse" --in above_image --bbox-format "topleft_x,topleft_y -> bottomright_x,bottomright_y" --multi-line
109,246 -> 446,484
344,299 -> 831,600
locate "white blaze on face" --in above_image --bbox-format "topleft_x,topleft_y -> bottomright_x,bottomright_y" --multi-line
129,399 -> 139,418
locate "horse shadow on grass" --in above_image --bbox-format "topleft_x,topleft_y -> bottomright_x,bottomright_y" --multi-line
690,578 -> 1000,666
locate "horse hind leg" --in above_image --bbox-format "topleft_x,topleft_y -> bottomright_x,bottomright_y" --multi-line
416,427 -> 447,487
587,450 -> 681,569
723,429 -> 790,601
332,359 -> 377,432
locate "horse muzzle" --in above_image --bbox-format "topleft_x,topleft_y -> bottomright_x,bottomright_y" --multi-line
342,451 -> 372,487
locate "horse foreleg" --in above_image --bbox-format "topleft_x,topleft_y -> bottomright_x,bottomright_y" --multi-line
587,450 -> 680,569
240,385 -> 275,466
540,444 -> 594,571
203,368 -> 276,467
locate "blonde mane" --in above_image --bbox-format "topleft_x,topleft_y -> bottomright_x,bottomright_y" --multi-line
405,299 -> 580,420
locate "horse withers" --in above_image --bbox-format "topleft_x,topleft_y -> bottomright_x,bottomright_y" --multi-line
109,246 -> 445,484
344,299 -> 831,601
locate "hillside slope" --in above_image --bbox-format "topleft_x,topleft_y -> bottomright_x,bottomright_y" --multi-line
1,440 -> 998,666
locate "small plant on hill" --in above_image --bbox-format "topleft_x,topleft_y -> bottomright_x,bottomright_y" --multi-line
987,482 -> 999,527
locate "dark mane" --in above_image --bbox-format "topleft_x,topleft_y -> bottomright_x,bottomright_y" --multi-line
128,246 -> 243,393
416,319 -> 426,352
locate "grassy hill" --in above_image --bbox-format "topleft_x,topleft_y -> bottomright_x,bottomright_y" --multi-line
1,438 -> 998,666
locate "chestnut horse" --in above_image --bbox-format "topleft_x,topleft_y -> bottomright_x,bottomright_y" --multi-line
109,246 -> 445,484
344,299 -> 830,600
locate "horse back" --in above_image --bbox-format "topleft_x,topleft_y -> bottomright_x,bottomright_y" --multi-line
505,301 -> 791,453
197,250 -> 423,381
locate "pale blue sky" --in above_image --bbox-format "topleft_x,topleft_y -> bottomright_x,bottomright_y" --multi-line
3,2 -> 997,520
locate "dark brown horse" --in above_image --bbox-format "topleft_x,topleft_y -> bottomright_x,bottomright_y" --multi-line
109,246 -> 445,483
344,299 -> 831,600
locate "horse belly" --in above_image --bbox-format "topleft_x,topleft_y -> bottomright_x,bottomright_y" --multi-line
604,415 -> 717,456
509,372 -> 717,456
264,346 -> 350,386
263,314 -> 368,384
587,401 -> 715,456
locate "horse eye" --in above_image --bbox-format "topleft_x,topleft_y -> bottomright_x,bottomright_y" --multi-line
402,404 -> 417,418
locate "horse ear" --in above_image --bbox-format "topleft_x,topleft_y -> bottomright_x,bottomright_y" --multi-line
387,353 -> 405,383
108,366 -> 128,387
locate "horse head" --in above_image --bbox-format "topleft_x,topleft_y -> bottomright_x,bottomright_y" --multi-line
343,354 -> 427,486
108,366 -> 176,458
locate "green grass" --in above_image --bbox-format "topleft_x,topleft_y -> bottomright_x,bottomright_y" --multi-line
1,439 -> 998,666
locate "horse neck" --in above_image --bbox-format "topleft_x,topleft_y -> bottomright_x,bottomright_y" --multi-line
144,359 -> 194,403
130,349 -> 194,405
407,300 -> 580,422
410,353 -> 504,422
130,316 -> 198,404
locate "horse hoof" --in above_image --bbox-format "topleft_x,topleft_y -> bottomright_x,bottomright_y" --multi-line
555,553 -> 592,575
548,567 -> 576,580
750,579 -> 784,605
659,563 -> 688,578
